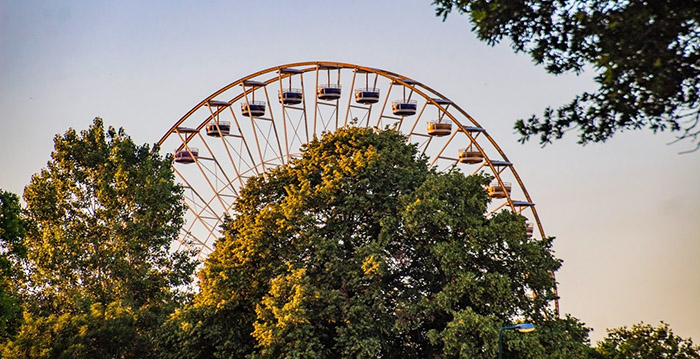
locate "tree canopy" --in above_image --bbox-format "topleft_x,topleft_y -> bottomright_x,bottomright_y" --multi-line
3,121 -> 697,357
594,322 -> 700,359
0,190 -> 27,341
1,118 -> 197,358
160,127 -> 589,358
433,0 -> 700,151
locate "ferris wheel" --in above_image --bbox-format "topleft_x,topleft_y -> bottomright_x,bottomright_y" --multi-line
158,61 -> 546,263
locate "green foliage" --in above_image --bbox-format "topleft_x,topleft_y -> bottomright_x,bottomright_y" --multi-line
2,118 -> 196,358
163,127 -> 588,358
3,301 -> 149,359
594,322 -> 700,359
0,190 -> 27,341
433,0 -> 700,151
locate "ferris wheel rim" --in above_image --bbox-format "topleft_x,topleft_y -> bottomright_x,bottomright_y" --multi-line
159,61 -> 545,238
160,60 -> 559,314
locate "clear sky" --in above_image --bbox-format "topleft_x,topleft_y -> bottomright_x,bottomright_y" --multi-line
2,0 -> 699,343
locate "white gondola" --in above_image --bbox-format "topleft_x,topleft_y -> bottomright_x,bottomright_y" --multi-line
317,84 -> 341,100
427,121 -> 452,136
279,88 -> 303,105
206,121 -> 231,137
458,148 -> 484,164
526,222 -> 534,237
241,101 -> 266,117
354,88 -> 380,104
487,181 -> 512,199
392,100 -> 417,116
174,148 -> 199,164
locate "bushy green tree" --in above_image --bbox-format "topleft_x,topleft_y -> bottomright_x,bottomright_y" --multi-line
594,322 -> 700,359
1,118 -> 196,358
433,0 -> 700,151
0,190 -> 27,342
162,127 -> 590,358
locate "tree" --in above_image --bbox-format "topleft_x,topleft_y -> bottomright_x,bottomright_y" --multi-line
433,0 -> 700,152
161,127 -> 590,358
594,322 -> 700,359
0,190 -> 27,342
1,118 -> 197,358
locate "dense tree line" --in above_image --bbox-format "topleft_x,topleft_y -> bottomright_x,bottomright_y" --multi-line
0,120 -> 697,358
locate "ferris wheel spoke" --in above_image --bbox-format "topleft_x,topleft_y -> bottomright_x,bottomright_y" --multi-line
178,179 -> 224,224
227,107 -> 260,177
298,71 -> 311,145
278,105 -> 308,163
369,72 -> 380,122
333,67 -> 341,131
241,82 -> 271,175
285,109 -> 307,156
315,103 -> 330,133
172,131 -> 231,215
375,81 -> 394,128
196,163 -> 235,210
255,119 -> 282,166
224,136 -> 255,182
178,229 -> 213,260
343,69 -> 359,126
428,130 -> 459,168
180,153 -> 229,216
214,133 -> 246,191
172,169 -> 220,250
405,102 -> 429,140
486,201 -> 509,217
313,66 -> 320,134
277,72 -> 292,162
352,108 -> 371,129
261,87 -> 285,164
195,133 -> 237,195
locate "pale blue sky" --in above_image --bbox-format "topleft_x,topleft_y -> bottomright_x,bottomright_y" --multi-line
2,0 -> 699,342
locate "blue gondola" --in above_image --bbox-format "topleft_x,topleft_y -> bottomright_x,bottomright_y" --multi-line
241,101 -> 266,117
317,84 -> 342,100
392,100 -> 417,116
279,89 -> 303,105
174,148 -> 199,164
355,88 -> 380,104
206,121 -> 231,137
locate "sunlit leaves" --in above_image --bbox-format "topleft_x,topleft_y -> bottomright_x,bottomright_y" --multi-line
165,127 -> 584,358
3,118 -> 196,358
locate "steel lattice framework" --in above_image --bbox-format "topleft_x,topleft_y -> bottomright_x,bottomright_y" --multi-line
158,62 -> 553,311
